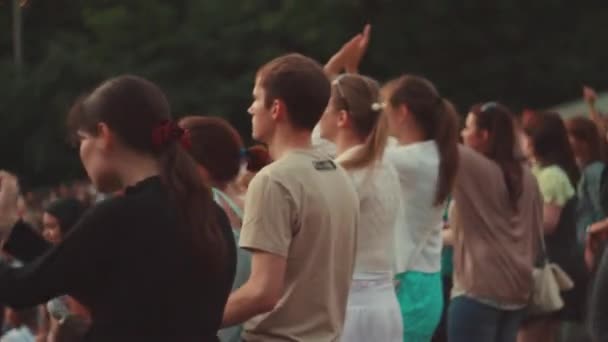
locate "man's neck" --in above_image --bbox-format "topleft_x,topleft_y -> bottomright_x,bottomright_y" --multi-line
268,129 -> 313,160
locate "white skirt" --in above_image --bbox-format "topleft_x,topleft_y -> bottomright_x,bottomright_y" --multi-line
341,273 -> 403,342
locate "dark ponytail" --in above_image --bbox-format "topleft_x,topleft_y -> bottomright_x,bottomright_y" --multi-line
67,75 -> 227,271
159,144 -> 226,269
434,99 -> 461,205
471,103 -> 524,210
386,75 -> 460,205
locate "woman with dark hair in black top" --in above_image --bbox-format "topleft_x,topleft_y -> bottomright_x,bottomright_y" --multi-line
42,198 -> 86,244
0,75 -> 236,341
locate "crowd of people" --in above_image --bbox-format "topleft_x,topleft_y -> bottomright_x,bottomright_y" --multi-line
0,25 -> 605,342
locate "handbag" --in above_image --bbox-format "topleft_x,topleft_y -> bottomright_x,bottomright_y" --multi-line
528,222 -> 574,315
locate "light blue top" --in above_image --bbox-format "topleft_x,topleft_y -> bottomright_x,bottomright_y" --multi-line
0,327 -> 35,342
213,188 -> 251,342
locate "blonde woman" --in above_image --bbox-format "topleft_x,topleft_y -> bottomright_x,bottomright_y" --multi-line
319,73 -> 402,341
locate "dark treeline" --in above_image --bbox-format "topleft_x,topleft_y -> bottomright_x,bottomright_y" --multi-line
0,0 -> 606,187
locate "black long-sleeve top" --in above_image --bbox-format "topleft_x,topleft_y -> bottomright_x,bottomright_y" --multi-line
0,176 -> 236,341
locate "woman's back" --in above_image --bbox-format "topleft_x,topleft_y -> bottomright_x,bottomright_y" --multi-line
387,141 -> 444,274
336,146 -> 400,274
452,145 -> 540,304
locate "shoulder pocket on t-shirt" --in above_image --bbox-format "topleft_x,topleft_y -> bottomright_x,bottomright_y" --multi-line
313,160 -> 337,171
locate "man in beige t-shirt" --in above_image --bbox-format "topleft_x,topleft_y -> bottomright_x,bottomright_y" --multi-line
222,53 -> 359,342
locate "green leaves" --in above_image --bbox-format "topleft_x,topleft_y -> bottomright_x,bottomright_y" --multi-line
0,0 -> 607,187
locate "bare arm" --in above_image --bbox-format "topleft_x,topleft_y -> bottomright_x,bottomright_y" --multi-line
345,24 -> 371,74
442,226 -> 454,246
324,25 -> 371,78
583,86 -> 606,137
324,45 -> 349,79
222,251 -> 286,327
543,203 -> 562,235
589,218 -> 608,236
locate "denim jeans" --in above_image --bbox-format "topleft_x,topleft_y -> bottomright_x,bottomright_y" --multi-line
448,296 -> 525,342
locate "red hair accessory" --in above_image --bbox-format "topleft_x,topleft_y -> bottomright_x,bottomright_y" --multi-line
180,129 -> 192,150
151,120 -> 191,150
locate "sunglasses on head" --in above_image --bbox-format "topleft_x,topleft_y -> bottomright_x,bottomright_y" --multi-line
480,102 -> 499,113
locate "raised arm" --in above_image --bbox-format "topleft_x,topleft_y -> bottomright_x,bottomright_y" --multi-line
583,86 -> 606,138
345,24 -> 371,74
324,24 -> 371,79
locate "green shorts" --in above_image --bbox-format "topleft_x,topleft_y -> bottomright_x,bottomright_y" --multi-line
395,271 -> 443,342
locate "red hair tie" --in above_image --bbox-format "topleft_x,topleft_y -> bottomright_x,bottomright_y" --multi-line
151,120 -> 191,150
180,129 -> 192,150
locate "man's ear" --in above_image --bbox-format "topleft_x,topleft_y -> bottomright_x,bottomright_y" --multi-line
271,99 -> 287,122
97,122 -> 114,151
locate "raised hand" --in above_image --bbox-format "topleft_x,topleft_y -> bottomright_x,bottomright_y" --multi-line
345,24 -> 371,74
324,24 -> 372,78
583,85 -> 598,104
0,171 -> 20,236
324,34 -> 363,78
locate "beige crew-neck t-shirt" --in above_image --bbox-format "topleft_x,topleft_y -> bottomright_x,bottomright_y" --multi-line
240,149 -> 360,342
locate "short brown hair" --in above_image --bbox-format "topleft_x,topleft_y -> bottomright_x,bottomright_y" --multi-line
179,116 -> 272,185
257,53 -> 330,131
180,116 -> 244,185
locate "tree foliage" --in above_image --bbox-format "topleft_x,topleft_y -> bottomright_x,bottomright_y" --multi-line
0,0 -> 606,187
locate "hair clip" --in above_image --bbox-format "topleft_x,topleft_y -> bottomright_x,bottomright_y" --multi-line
371,102 -> 386,112
152,120 -> 186,149
481,102 -> 499,112
180,130 -> 192,150
239,148 -> 249,159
